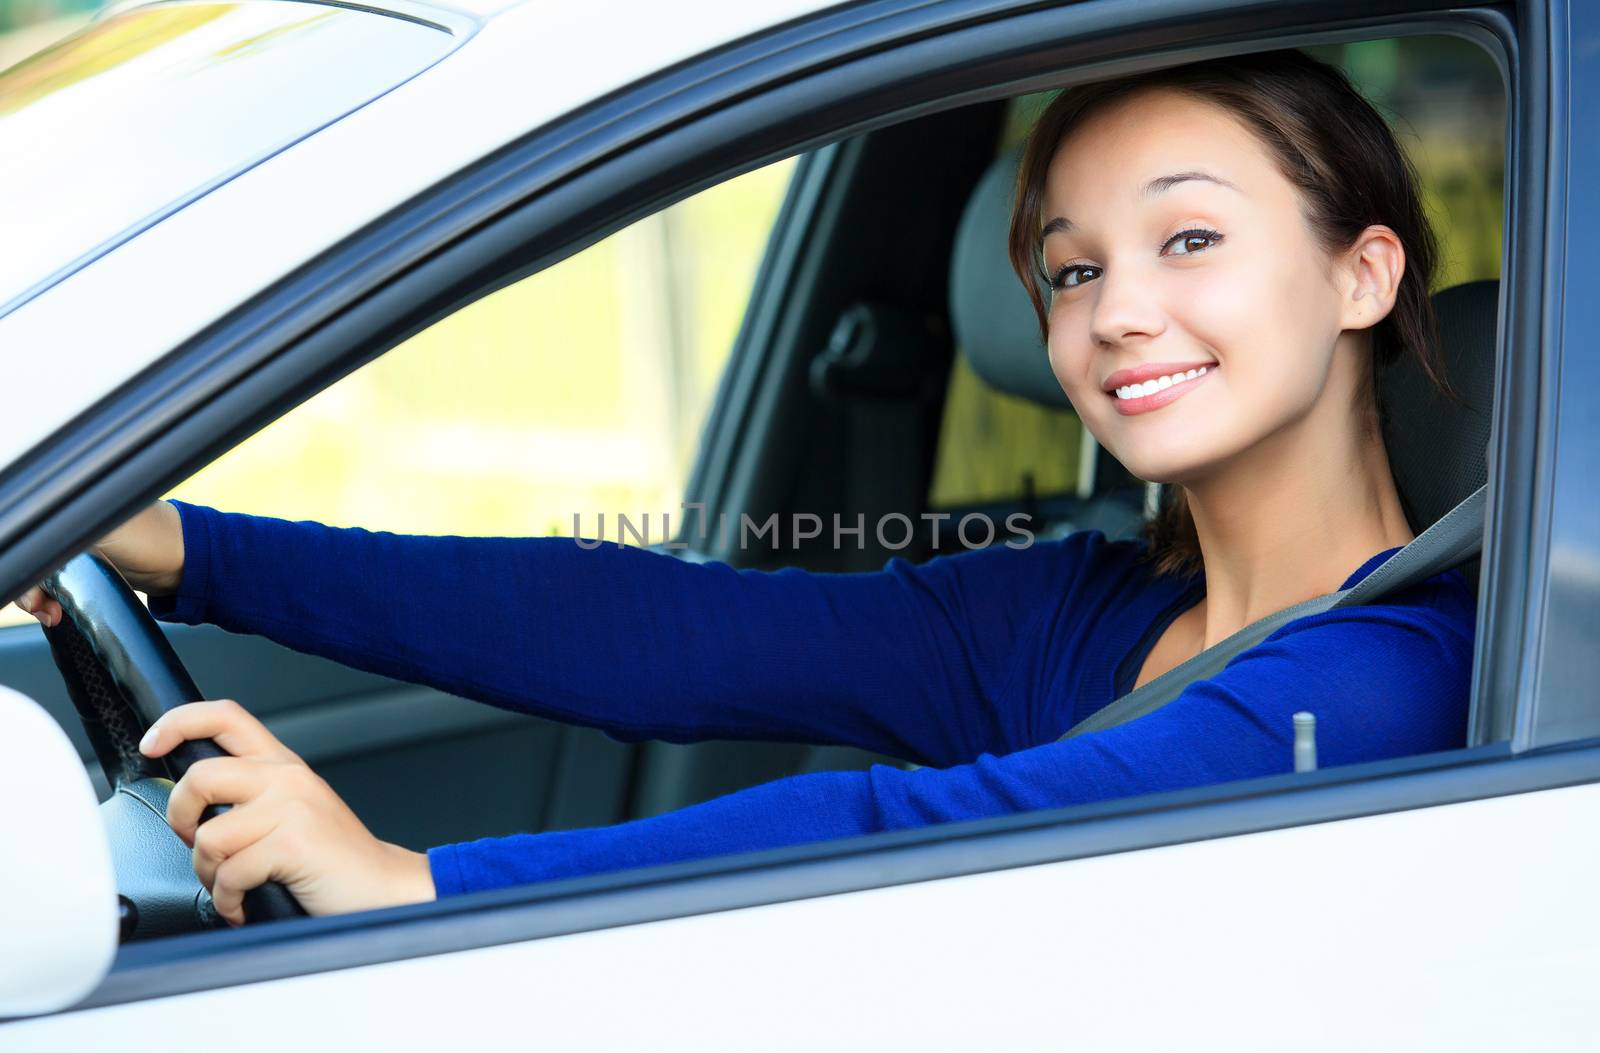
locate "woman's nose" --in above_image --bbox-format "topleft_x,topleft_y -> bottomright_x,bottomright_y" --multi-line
1087,267 -> 1167,348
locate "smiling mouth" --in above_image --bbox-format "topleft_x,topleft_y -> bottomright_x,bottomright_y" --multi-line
1108,365 -> 1215,416
1111,365 -> 1212,400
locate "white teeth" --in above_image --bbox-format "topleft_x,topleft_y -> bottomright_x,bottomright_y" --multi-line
1113,365 -> 1212,400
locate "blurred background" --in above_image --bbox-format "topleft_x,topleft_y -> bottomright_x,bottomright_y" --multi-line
0,6 -> 1506,622
0,0 -> 94,66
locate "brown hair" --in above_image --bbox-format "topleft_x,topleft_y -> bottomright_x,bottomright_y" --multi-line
1006,49 -> 1459,578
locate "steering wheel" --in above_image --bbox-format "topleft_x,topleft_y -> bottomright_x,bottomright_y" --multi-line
40,551 -> 307,940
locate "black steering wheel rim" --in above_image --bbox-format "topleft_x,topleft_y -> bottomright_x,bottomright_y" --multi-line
42,551 -> 306,930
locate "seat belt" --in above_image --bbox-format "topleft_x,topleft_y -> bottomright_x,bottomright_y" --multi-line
1057,482 -> 1487,741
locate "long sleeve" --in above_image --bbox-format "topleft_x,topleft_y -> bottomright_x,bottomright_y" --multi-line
427,595 -> 1474,894
150,501 -> 1094,767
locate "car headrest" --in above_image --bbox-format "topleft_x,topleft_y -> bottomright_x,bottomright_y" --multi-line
948,148 -> 1498,536
948,147 -> 1067,409
1378,279 -> 1497,534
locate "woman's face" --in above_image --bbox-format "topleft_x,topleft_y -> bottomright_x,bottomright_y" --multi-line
1040,88 -> 1355,485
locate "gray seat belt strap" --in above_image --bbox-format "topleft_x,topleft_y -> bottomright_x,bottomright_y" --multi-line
1057,483 -> 1487,741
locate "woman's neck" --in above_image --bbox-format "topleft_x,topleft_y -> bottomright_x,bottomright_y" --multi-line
1181,402 -> 1415,651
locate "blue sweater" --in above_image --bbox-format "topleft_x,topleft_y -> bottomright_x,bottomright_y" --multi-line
150,502 -> 1476,897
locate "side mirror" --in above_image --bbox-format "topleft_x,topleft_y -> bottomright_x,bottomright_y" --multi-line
0,685 -> 117,1017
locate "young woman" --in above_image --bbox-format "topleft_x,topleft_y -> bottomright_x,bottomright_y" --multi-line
15,49 -> 1476,926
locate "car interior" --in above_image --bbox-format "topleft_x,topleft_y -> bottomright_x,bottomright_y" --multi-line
3,32 -> 1505,911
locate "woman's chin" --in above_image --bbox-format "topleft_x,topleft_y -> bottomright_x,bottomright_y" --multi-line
1108,445 -> 1217,487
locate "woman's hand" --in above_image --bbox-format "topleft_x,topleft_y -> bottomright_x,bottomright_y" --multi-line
139,699 -> 436,925
11,499 -> 186,628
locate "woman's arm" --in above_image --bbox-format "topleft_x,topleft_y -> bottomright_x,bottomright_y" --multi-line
428,598 -> 1474,893
150,501 -> 1094,767
135,591 -> 1472,917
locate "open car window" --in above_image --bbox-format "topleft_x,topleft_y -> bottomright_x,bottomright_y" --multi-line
131,29 -> 1510,892
163,157 -> 797,539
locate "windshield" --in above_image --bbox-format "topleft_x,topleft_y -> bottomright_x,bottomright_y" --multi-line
0,0 -> 460,320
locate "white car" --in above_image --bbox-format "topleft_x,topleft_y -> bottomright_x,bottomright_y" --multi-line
1,0 -> 1595,1047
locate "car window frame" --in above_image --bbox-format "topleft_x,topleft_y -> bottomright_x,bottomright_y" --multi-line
1518,0 -> 1596,751
0,0 -> 1566,1014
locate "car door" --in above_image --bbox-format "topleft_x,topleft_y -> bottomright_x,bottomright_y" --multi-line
5,0 -> 1596,1047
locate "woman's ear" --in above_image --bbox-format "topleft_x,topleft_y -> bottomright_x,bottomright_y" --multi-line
1337,224 -> 1406,331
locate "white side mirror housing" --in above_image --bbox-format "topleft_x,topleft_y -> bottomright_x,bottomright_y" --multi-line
0,685 -> 117,1017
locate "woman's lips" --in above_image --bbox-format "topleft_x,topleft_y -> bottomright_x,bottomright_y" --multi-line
1109,366 -> 1215,416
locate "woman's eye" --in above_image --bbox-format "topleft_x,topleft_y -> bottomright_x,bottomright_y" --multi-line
1162,228 -> 1223,257
1050,264 -> 1102,291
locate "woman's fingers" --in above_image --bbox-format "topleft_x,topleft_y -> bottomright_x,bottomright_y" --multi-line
165,755 -> 274,845
209,837 -> 283,927
8,502 -> 180,627
190,799 -> 280,892
139,699 -> 297,765
10,586 -> 61,628
129,693 -> 429,923
11,585 -> 40,612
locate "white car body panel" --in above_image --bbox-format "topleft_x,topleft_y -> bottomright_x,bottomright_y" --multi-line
11,781 -> 1597,1049
0,0 -> 834,474
0,688 -> 118,1018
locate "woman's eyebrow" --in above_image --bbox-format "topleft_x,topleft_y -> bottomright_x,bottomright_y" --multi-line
1144,170 -> 1241,196
1043,171 -> 1241,236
